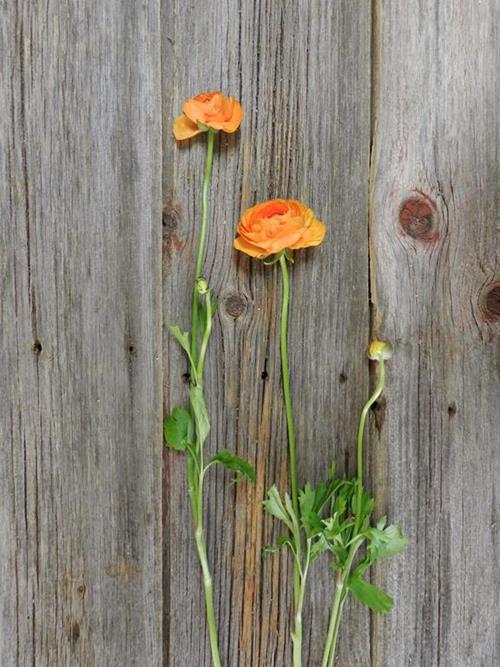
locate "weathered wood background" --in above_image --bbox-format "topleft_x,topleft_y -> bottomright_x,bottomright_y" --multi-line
1,1 -> 499,665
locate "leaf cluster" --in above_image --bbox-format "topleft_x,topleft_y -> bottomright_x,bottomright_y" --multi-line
163,293 -> 255,486
263,464 -> 408,614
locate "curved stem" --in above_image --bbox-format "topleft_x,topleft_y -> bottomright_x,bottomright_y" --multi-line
191,130 -> 215,362
356,359 -> 385,519
321,359 -> 386,665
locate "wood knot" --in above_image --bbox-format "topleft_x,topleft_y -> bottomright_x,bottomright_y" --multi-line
399,196 -> 438,241
448,401 -> 457,417
480,282 -> 500,323
223,294 -> 247,318
32,339 -> 42,355
162,200 -> 184,261
66,619 -> 80,645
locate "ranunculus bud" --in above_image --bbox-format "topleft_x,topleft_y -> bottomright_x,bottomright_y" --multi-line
367,339 -> 393,361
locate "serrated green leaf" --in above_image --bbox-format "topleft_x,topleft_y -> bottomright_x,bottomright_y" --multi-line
189,384 -> 210,445
284,493 -> 299,532
302,510 -> 324,538
168,325 -> 191,355
348,576 -> 394,614
263,486 -> 293,530
299,482 -> 316,516
368,524 -> 408,562
163,408 -> 193,451
354,488 -> 375,521
310,534 -> 329,562
209,449 -> 255,482
299,483 -> 323,536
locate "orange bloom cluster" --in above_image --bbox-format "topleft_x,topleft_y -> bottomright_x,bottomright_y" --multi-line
234,199 -> 326,258
173,92 -> 244,140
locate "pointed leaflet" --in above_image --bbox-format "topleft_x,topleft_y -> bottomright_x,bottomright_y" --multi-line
189,384 -> 210,445
263,485 -> 293,531
164,407 -> 193,451
168,325 -> 197,377
299,483 -> 323,537
348,576 -> 394,614
367,524 -> 409,562
209,449 -> 255,482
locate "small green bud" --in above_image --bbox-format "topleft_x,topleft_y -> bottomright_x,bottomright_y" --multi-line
196,277 -> 209,295
368,339 -> 393,361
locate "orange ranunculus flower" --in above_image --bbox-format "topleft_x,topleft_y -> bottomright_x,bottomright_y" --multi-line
173,91 -> 244,140
234,199 -> 326,258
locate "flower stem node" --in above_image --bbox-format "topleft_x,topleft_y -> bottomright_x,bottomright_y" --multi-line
196,277 -> 209,295
367,339 -> 393,361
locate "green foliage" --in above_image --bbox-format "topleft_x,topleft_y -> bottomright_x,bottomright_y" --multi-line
168,324 -> 191,357
209,449 -> 256,482
263,485 -> 293,531
163,407 -> 193,452
264,463 -> 407,613
348,576 -> 394,614
189,384 -> 210,445
199,298 -> 218,337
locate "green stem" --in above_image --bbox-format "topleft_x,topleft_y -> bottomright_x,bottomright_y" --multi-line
321,359 -> 386,665
321,574 -> 344,667
328,597 -> 346,667
191,130 -> 216,363
279,254 -> 298,516
195,519 -> 221,667
187,129 -> 220,667
321,544 -> 360,667
356,359 -> 385,519
279,254 -> 303,664
197,290 -> 213,384
291,541 -> 311,667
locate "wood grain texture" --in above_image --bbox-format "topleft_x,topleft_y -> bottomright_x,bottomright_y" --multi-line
0,1 -> 162,665
162,1 -> 371,665
3,1 -> 498,665
370,1 -> 500,666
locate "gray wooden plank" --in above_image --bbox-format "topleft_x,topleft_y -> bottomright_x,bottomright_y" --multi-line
162,1 -> 371,664
0,2 -> 162,664
370,1 -> 500,665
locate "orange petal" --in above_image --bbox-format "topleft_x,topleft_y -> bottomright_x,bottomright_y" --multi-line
173,114 -> 203,140
233,236 -> 267,258
289,216 -> 327,249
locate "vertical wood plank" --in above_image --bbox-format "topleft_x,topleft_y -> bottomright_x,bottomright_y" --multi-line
370,1 -> 500,665
162,1 -> 371,664
0,2 -> 162,664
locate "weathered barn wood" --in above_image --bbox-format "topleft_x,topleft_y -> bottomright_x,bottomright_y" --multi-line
369,2 -> 500,666
1,0 -> 499,665
162,2 -> 371,665
0,1 -> 163,665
